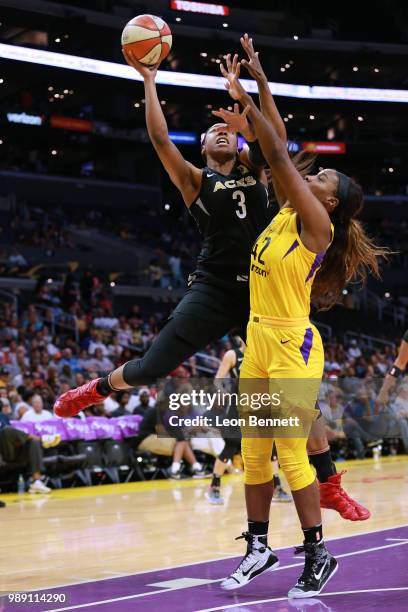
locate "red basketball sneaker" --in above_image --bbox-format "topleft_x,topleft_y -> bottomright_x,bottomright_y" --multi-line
319,472 -> 371,521
54,379 -> 106,418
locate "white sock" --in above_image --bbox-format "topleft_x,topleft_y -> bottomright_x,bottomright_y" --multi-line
171,462 -> 181,474
192,462 -> 202,472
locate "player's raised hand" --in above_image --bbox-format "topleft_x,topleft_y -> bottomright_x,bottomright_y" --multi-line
122,48 -> 160,80
220,53 -> 247,101
240,33 -> 267,83
212,104 -> 255,140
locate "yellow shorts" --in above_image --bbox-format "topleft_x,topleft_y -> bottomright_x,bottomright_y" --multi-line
242,313 -> 324,379
240,313 -> 323,490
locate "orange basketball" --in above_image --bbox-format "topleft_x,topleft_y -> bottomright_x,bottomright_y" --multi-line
121,14 -> 172,66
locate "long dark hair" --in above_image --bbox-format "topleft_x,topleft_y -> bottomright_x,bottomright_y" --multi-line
268,154 -> 390,310
313,175 -> 389,309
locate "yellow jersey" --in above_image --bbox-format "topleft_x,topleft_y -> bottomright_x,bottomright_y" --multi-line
249,207 -> 333,319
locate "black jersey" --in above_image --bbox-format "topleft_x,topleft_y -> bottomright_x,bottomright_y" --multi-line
188,160 -> 271,289
230,348 -> 244,379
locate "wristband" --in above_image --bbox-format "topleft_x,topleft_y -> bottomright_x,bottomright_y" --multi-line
389,365 -> 403,378
247,140 -> 266,167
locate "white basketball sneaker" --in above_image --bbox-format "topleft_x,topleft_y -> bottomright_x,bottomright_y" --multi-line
221,532 -> 280,590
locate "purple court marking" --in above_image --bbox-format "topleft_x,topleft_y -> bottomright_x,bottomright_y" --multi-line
2,525 -> 407,611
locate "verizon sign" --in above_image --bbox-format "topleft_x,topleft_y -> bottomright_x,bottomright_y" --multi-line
170,1 -> 230,16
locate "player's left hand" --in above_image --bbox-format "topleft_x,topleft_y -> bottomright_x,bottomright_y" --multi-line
220,53 -> 247,101
240,33 -> 267,84
122,48 -> 160,80
212,103 -> 255,140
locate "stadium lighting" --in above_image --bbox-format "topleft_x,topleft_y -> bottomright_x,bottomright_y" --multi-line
2,42 -> 408,103
353,66 -> 358,72
293,35 -> 299,40
0,78 -> 3,84
175,17 -> 181,21
222,23 -> 229,27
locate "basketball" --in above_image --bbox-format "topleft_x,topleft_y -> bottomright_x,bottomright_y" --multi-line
3,2 -> 408,610
121,14 -> 172,66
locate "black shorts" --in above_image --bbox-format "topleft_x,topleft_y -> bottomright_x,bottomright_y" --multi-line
170,280 -> 250,345
122,279 -> 250,386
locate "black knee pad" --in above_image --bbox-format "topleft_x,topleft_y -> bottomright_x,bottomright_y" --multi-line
219,439 -> 241,462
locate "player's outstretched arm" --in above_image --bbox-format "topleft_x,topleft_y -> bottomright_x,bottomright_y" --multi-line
240,34 -> 287,145
219,60 -> 331,253
123,49 -> 201,206
240,34 -> 287,206
376,336 -> 408,410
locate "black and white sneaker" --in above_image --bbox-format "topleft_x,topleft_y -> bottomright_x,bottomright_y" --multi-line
288,541 -> 338,598
221,532 -> 280,590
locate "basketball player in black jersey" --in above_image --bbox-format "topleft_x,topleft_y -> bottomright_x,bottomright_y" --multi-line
54,51 -> 272,410
207,336 -> 291,504
54,45 -> 369,522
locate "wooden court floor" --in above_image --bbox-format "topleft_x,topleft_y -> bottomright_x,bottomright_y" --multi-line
1,456 -> 407,593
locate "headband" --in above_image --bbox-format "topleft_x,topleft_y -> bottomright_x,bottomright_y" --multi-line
336,171 -> 351,205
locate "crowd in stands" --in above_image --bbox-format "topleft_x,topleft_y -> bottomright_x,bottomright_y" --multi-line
0,269 -> 407,488
1,200 -> 407,297
0,199 -> 199,288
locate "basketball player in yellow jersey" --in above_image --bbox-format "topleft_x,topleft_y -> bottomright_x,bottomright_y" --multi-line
218,52 -> 387,598
213,35 -> 372,523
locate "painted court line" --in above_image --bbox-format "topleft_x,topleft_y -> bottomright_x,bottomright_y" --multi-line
195,588 -> 408,612
41,536 -> 408,612
24,521 -> 408,593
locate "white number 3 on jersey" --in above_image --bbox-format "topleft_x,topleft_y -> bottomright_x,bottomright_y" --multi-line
233,190 -> 247,219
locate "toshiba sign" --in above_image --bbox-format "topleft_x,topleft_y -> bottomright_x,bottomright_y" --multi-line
170,1 -> 230,16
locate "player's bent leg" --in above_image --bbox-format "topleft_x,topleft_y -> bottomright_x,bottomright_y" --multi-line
221,436 -> 280,590
308,415 -> 370,521
319,470 -> 371,521
54,315 -> 220,417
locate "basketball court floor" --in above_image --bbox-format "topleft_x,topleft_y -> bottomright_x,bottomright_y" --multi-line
1,456 -> 407,611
